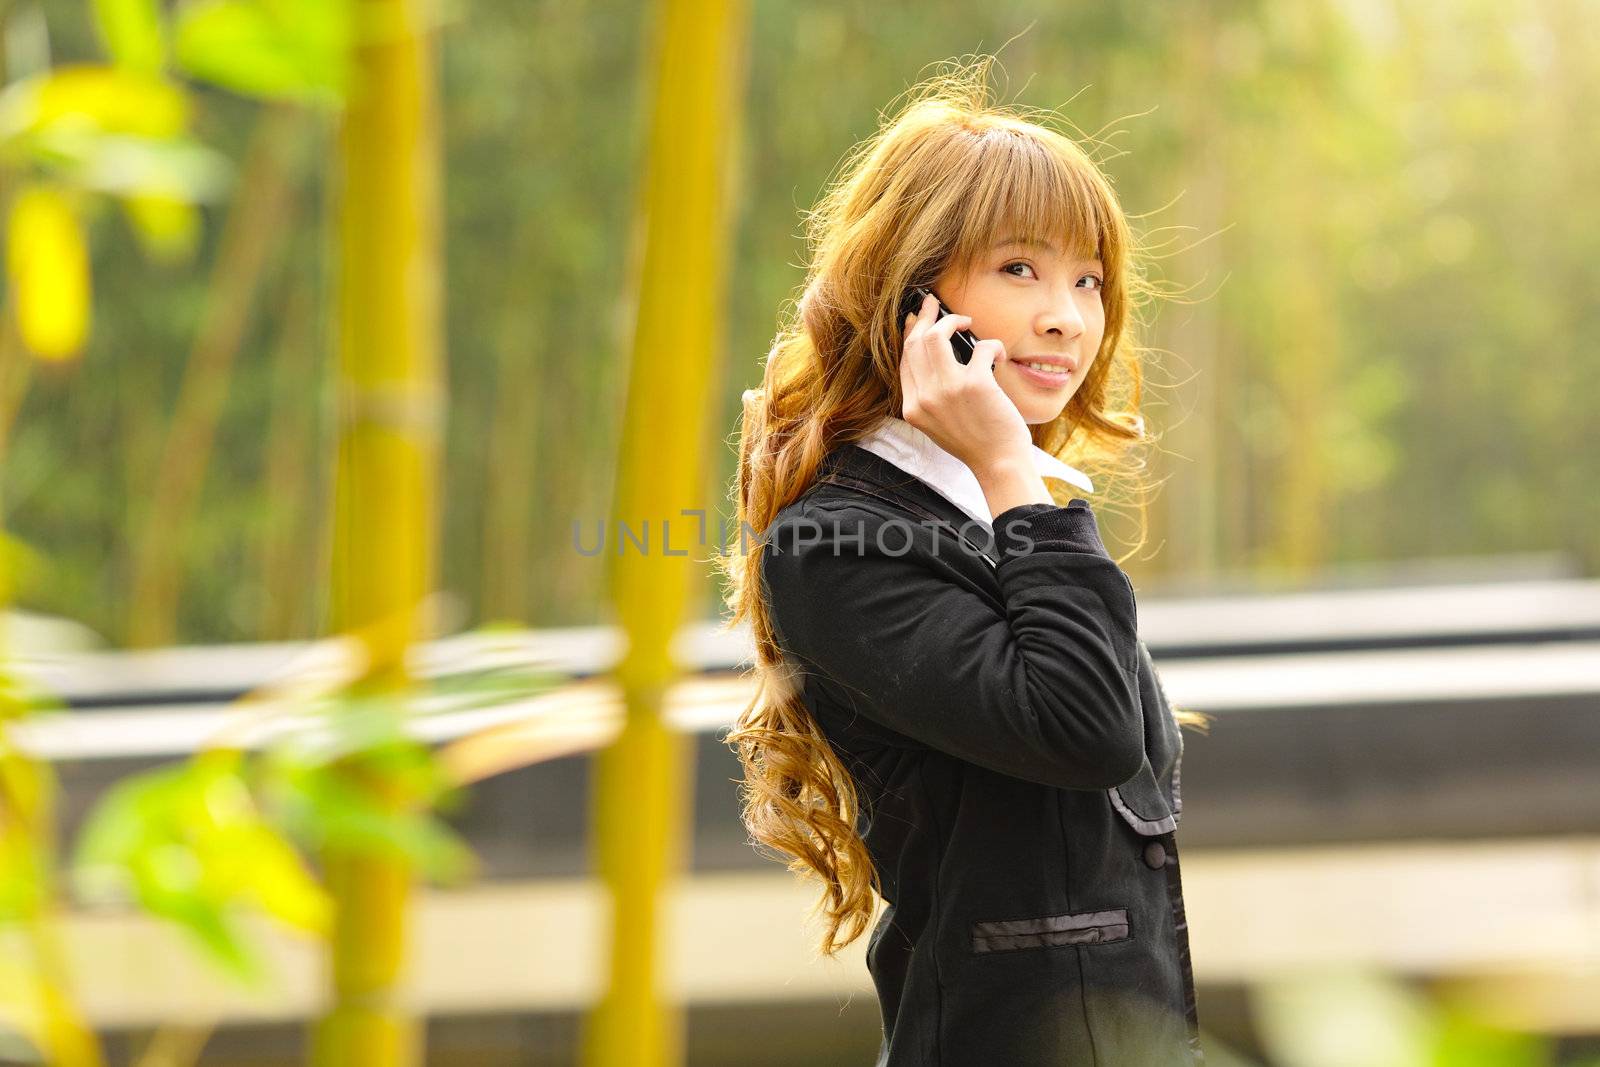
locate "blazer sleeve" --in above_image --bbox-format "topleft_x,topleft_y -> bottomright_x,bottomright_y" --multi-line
761,497 -> 1145,791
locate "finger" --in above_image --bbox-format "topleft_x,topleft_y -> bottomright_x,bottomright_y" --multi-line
904,293 -> 936,344
900,345 -> 918,418
970,338 -> 1004,375
922,314 -> 974,383
905,293 -> 931,334
901,313 -> 927,415
928,312 -> 973,341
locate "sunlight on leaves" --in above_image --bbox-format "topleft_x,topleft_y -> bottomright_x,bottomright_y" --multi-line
46,133 -> 231,201
71,752 -> 331,987
4,186 -> 90,362
0,65 -> 188,145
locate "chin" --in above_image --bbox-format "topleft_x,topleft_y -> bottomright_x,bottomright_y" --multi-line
1002,378 -> 1075,427
1020,401 -> 1072,426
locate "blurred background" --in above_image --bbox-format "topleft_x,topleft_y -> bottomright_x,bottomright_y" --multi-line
1,0 -> 1597,1064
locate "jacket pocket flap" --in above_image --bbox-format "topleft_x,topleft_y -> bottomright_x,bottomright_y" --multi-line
1107,756 -> 1178,836
971,908 -> 1131,954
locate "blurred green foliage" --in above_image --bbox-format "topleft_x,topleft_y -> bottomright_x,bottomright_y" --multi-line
72,750 -> 330,986
172,0 -> 349,104
64,650 -> 560,993
3,0 -> 1596,643
1244,967 -> 1600,1067
67,679 -> 507,990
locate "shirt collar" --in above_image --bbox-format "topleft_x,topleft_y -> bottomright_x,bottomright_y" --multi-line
854,415 -> 1094,529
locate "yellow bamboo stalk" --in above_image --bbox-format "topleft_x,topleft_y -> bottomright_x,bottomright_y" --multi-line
0,314 -> 102,1067
581,0 -> 747,1064
1,761 -> 105,1067
311,0 -> 441,1064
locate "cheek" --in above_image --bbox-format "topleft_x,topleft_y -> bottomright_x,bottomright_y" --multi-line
1086,294 -> 1108,327
1085,303 -> 1108,350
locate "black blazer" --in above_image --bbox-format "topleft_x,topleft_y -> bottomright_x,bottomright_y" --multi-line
760,443 -> 1204,1066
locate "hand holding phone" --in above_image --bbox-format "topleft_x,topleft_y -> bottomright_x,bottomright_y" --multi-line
898,288 -> 1033,478
899,285 -> 982,366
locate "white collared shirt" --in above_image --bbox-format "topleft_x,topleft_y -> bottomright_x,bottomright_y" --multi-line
855,415 -> 1094,532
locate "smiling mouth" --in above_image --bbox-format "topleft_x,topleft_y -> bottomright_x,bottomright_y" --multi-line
1012,360 -> 1074,386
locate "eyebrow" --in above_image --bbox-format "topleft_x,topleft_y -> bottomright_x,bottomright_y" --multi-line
993,236 -> 1059,255
992,236 -> 1100,262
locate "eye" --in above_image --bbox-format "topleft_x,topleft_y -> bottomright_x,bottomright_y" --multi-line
1078,273 -> 1105,292
1001,261 -> 1037,279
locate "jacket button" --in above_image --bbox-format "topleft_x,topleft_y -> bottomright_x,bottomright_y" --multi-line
1142,841 -> 1167,870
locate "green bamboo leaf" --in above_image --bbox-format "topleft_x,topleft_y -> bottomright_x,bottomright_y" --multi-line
119,192 -> 200,264
1430,1004 -> 1550,1067
71,755 -> 318,985
0,831 -> 47,921
136,841 -> 204,898
174,0 -> 348,106
157,895 -> 262,986
263,754 -> 474,883
406,815 -> 476,885
235,826 -> 331,935
91,0 -> 166,74
0,532 -> 53,620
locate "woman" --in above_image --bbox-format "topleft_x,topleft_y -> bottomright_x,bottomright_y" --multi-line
717,58 -> 1209,1066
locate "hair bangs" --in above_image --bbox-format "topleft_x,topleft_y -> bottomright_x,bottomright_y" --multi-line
950,127 -> 1112,270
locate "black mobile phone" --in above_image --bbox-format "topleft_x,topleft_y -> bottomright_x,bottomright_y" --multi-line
900,285 -> 980,365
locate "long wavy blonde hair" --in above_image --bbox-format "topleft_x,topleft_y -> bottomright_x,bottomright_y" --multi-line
715,57 -> 1208,959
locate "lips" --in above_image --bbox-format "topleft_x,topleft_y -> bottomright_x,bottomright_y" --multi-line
1014,354 -> 1080,374
1013,362 -> 1073,389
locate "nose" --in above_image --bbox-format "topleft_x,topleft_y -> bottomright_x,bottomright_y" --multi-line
1038,285 -> 1086,339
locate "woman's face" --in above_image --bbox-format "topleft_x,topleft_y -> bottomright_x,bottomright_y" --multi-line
930,237 -> 1106,425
